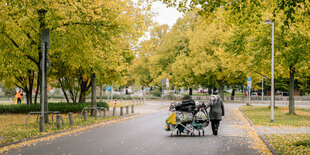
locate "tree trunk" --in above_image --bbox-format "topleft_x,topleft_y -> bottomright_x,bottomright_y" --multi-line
289,67 -> 295,115
231,88 -> 235,100
189,87 -> 193,96
91,73 -> 96,116
79,77 -> 92,103
63,77 -> 76,103
213,86 -> 217,93
58,78 -> 70,103
125,86 -> 129,95
100,82 -> 103,102
219,85 -> 224,101
34,71 -> 40,105
208,86 -> 212,95
79,79 -> 89,103
26,70 -> 34,105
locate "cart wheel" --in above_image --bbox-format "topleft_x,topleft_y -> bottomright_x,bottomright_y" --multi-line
203,130 -> 205,136
176,130 -> 179,136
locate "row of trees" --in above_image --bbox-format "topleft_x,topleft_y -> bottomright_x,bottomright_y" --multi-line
131,0 -> 309,114
0,1 -> 152,106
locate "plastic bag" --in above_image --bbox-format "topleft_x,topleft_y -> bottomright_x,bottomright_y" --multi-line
166,112 -> 176,125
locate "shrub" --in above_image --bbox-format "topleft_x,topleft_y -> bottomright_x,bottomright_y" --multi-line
96,102 -> 109,110
182,94 -> 191,100
151,89 -> 162,97
163,93 -> 177,100
0,102 -> 109,114
294,140 -> 310,147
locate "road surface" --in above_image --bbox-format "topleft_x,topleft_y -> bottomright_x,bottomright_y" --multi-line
7,104 -> 263,155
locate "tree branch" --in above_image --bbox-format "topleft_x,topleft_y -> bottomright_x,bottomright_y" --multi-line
3,32 -> 21,49
25,54 -> 39,65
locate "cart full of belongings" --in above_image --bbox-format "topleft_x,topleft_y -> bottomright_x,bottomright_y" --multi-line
165,99 -> 209,136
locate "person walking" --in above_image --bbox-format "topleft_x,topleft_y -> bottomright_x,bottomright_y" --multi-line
16,90 -> 23,104
206,94 -> 224,135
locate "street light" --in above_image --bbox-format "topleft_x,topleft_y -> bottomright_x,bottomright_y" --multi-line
265,19 -> 274,122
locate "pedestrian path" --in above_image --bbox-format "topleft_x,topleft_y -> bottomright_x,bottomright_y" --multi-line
219,104 -> 272,154
255,126 -> 310,135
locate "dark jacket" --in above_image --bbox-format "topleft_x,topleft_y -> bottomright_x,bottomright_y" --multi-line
206,98 -> 225,121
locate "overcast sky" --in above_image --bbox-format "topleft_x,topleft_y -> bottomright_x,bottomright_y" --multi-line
151,1 -> 183,27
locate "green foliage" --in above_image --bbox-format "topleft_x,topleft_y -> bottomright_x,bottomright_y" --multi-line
182,94 -> 191,100
294,140 -> 310,147
2,87 -> 16,97
150,89 -> 162,97
0,102 -> 109,114
0,0 -> 152,105
163,92 -> 177,100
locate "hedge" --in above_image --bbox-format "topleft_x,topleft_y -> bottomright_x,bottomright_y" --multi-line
0,102 -> 109,114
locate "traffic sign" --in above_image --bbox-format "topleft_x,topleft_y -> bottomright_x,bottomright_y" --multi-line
106,86 -> 111,92
247,77 -> 252,88
161,79 -> 165,84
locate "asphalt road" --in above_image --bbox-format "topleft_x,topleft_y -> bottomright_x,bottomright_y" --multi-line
7,104 -> 261,155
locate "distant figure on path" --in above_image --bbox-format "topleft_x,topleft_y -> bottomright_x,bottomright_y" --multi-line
206,94 -> 225,135
16,90 -> 23,104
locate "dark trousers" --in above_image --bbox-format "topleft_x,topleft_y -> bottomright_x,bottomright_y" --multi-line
17,98 -> 21,104
211,120 -> 220,135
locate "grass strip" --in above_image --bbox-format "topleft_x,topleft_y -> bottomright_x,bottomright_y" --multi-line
0,113 -> 118,145
265,133 -> 310,155
240,106 -> 310,127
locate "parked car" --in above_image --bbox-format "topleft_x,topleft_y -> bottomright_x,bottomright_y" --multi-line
276,91 -> 289,96
251,92 -> 262,96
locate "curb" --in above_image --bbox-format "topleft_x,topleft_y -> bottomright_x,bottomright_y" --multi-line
239,107 -> 279,155
0,113 -> 139,149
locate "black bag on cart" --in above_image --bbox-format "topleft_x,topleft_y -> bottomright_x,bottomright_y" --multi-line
175,99 -> 196,112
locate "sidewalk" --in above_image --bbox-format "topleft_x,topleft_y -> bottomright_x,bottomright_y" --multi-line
255,126 -> 310,135
106,101 -> 169,116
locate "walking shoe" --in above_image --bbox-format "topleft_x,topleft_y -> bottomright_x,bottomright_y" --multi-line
214,129 -> 218,135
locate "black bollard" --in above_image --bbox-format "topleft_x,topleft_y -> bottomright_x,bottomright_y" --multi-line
120,107 -> 123,116
113,107 -> 116,116
103,108 -> 106,117
69,112 -> 74,125
39,116 -> 44,132
95,110 -> 99,120
126,106 -> 129,114
56,114 -> 61,129
83,110 -> 88,121
100,110 -> 103,118
131,104 -> 134,113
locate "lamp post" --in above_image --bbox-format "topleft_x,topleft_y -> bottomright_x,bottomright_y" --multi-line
265,19 -> 274,122
262,76 -> 264,103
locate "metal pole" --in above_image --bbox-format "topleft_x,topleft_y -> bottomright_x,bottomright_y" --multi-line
40,42 -> 46,132
262,76 -> 264,103
271,22 -> 274,122
162,84 -> 164,105
248,89 -> 251,105
111,85 -> 113,103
